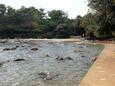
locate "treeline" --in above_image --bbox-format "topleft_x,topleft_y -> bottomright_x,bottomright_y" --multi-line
0,0 -> 114,39
0,4 -> 84,38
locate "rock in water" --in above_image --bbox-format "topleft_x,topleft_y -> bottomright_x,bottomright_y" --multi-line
3,48 -> 11,51
0,60 -> 10,67
21,45 -> 25,47
38,72 -> 48,79
56,56 -> 64,61
74,49 -> 82,53
16,46 -> 19,48
3,46 -> 18,51
10,47 -> 17,50
38,72 -> 57,80
46,54 -> 50,57
81,55 -> 85,58
66,57 -> 73,60
0,63 -> 3,67
31,48 -> 38,51
13,58 -> 25,62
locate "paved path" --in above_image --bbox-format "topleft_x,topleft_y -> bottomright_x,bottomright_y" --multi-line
79,44 -> 115,86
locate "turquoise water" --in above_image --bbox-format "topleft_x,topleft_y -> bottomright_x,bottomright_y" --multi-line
0,42 -> 104,86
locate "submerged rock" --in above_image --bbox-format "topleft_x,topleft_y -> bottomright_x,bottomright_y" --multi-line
56,56 -> 73,61
13,58 -> 25,62
81,55 -> 85,58
72,45 -> 76,47
0,60 -> 10,67
65,57 -> 73,60
46,54 -> 50,57
79,46 -> 84,48
10,47 -> 17,50
3,48 -> 11,51
38,72 -> 48,79
56,56 -> 64,61
0,62 -> 3,67
44,75 -> 53,80
3,46 -> 19,51
38,72 -> 58,80
74,49 -> 82,53
31,48 -> 38,51
16,46 -> 19,48
21,45 -> 25,47
0,39 -> 9,43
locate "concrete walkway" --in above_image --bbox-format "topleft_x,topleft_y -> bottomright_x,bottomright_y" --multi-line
79,44 -> 115,86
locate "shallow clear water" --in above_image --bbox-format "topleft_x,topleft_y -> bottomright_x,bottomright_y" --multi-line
0,42 -> 104,86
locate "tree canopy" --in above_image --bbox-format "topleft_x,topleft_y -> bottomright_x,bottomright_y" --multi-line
82,0 -> 115,39
0,1 -> 114,39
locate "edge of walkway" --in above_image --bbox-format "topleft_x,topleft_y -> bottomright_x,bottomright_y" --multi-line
79,43 -> 115,86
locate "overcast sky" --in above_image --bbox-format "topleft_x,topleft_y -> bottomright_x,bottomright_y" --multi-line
0,0 -> 89,19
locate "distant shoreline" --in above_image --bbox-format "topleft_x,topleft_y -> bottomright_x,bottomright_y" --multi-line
0,38 -> 114,44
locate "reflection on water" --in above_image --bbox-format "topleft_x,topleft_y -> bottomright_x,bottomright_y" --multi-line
0,42 -> 104,86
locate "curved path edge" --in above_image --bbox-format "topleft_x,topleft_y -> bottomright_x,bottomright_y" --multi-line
79,44 -> 115,86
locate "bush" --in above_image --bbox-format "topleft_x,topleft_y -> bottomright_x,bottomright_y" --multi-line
54,23 -> 71,38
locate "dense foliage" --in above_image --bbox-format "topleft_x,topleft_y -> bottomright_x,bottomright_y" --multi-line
0,0 -> 114,39
0,4 -> 84,38
81,0 -> 115,39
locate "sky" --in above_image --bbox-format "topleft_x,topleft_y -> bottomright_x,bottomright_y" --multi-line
0,0 -> 89,19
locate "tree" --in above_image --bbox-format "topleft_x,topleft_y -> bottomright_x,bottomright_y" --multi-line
40,10 -> 70,38
48,10 -> 68,25
54,23 -> 71,38
6,6 -> 16,16
0,4 -> 6,16
72,16 -> 85,35
81,0 -> 115,39
15,6 -> 39,31
81,13 -> 95,38
0,4 -> 91,38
